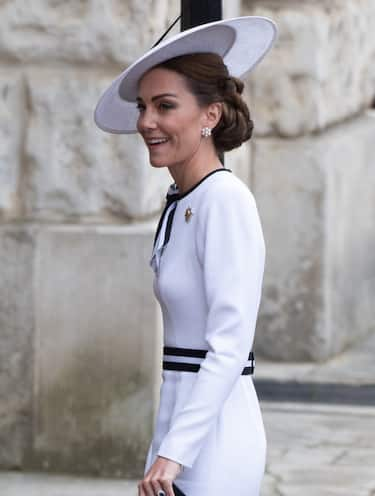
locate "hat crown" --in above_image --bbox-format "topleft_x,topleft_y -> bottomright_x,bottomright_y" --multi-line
118,24 -> 236,101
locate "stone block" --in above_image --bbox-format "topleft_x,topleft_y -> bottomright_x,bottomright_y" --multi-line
0,226 -> 35,468
225,139 -> 252,187
243,0 -> 375,137
0,71 -> 24,219
27,223 -> 161,477
252,112 -> 375,360
24,69 -> 171,222
0,0 -> 170,66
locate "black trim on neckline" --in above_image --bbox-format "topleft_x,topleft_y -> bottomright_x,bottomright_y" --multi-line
153,167 -> 232,250
174,167 -> 232,200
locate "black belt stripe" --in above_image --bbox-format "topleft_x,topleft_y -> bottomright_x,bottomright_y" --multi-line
164,346 -> 254,361
163,361 -> 254,375
163,346 -> 255,375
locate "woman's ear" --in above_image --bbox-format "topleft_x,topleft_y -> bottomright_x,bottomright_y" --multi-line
205,102 -> 223,129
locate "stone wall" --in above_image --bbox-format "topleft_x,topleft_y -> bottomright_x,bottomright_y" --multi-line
0,222 -> 160,477
252,113 -> 375,360
246,0 -> 375,137
0,0 -> 176,477
244,0 -> 375,360
0,1 -> 177,224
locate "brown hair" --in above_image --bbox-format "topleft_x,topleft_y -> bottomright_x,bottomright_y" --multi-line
154,52 -> 254,153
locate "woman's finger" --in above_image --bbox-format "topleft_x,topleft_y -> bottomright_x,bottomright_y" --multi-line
150,479 -> 168,496
138,479 -> 155,496
159,479 -> 175,496
150,477 -> 175,496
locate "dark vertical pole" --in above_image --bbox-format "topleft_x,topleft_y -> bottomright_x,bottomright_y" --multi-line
181,0 -> 222,30
181,0 -> 224,165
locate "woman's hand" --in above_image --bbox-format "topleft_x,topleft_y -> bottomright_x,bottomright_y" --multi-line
138,455 -> 183,496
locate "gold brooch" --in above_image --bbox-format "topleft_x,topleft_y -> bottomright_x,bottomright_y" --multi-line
185,207 -> 194,222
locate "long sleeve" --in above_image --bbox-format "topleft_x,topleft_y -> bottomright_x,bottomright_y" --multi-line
156,180 -> 266,468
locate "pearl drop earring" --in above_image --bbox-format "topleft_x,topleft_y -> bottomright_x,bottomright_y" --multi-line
201,127 -> 211,138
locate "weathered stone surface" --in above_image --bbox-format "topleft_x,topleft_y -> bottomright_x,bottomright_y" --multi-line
0,221 -> 162,475
24,69 -> 171,222
243,0 -> 375,137
0,71 -> 24,219
0,0 -> 171,66
28,223 -> 160,477
253,112 -> 375,361
0,226 -> 35,468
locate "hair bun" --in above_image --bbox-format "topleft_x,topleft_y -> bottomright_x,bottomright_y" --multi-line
218,76 -> 244,96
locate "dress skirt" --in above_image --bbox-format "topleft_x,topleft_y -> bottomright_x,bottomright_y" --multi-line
144,369 -> 267,495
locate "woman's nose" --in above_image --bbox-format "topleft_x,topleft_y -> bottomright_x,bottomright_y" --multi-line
137,108 -> 157,132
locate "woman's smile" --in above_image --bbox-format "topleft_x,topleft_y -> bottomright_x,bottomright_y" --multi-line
145,136 -> 170,148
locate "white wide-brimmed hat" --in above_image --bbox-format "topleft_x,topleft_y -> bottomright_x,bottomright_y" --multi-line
94,16 -> 277,134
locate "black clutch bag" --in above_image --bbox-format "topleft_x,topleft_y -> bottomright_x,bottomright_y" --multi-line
172,482 -> 186,496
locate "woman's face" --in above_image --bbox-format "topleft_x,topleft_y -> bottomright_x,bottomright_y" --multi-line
136,67 -> 210,168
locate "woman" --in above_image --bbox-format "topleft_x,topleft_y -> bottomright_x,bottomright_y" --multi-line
94,16 -> 277,496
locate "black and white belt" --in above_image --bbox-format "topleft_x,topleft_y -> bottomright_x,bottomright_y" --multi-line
163,346 -> 255,375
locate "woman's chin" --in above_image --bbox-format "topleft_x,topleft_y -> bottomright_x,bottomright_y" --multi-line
149,157 -> 169,168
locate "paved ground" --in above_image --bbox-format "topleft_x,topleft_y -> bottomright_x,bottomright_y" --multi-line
261,401 -> 375,496
258,331 -> 375,495
1,332 -> 374,495
0,471 -> 136,496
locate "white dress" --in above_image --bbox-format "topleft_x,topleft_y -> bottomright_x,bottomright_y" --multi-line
143,166 -> 267,495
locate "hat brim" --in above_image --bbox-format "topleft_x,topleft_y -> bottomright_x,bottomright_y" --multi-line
94,16 -> 277,134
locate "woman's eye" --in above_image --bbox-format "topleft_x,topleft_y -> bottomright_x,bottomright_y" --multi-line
159,102 -> 175,110
136,102 -> 175,112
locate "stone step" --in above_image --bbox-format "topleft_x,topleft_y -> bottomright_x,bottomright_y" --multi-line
255,380 -> 375,406
253,331 -> 375,405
